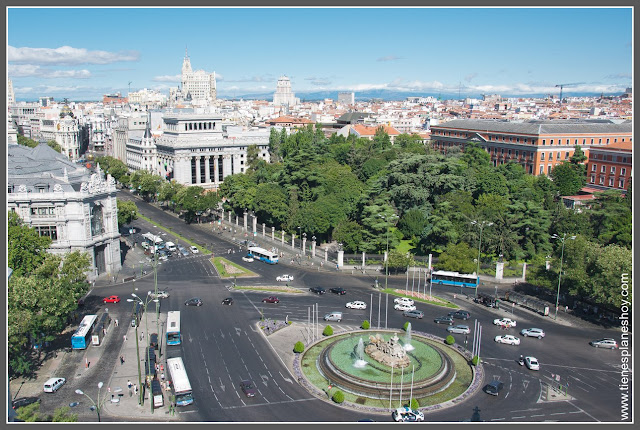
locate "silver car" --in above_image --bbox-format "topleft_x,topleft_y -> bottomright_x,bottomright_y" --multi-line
520,328 -> 545,339
447,325 -> 470,334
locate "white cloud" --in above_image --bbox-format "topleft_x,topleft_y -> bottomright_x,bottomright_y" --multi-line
377,55 -> 403,62
9,64 -> 91,79
8,45 -> 140,65
464,73 -> 478,82
152,74 -> 181,82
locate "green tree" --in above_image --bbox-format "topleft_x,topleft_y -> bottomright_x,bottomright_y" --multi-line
398,209 -> 429,242
332,390 -> 345,403
116,199 -> 138,228
252,183 -> 289,228
588,191 -> 632,248
361,320 -> 370,329
437,242 -> 477,274
46,140 -> 62,153
332,220 -> 364,253
387,249 -> 413,274
445,335 -> 455,345
15,402 -> 41,421
461,142 -> 491,170
51,406 -> 78,422
17,134 -> 39,148
8,212 -> 52,277
570,145 -> 587,164
550,162 -> 586,196
246,144 -> 260,173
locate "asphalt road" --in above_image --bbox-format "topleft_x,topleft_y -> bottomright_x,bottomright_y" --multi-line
66,192 -> 630,422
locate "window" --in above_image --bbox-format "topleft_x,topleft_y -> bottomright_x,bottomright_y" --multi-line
542,139 -> 546,146
575,139 -> 578,145
601,165 -> 606,173
621,168 -> 626,176
619,179 -> 625,188
609,177 -> 614,187
515,150 -> 519,157
606,138 -> 610,144
541,153 -> 545,161
550,139 -> 554,145
591,139 -> 594,144
583,139 -> 586,145
592,164 -> 597,172
598,138 -> 602,144
31,207 -> 55,216
539,165 -> 544,175
611,166 -> 616,175
590,175 -> 595,184
508,149 -> 512,156
549,153 -> 553,161
35,225 -> 58,240
599,176 -> 605,185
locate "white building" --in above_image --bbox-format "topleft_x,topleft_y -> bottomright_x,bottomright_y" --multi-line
113,109 -> 149,163
39,105 -> 81,160
272,76 -> 299,107
126,112 -> 157,172
8,143 -> 122,280
127,88 -> 168,106
180,49 -> 217,104
8,78 -> 15,105
338,92 -> 355,105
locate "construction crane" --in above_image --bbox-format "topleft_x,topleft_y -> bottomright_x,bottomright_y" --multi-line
128,81 -> 132,94
555,82 -> 584,103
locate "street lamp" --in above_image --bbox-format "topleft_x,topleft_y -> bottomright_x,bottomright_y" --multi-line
75,382 -> 107,422
471,221 -> 493,298
379,214 -> 398,290
302,232 -> 307,253
127,292 -> 159,412
551,233 -> 576,320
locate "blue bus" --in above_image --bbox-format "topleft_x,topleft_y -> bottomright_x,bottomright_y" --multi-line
247,246 -> 279,264
430,270 -> 479,289
166,311 -> 181,346
71,315 -> 98,350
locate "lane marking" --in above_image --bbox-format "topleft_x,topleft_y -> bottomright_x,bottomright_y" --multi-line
221,397 -> 319,410
550,412 -> 566,416
511,416 -> 525,419
568,402 -> 600,421
531,414 -> 545,417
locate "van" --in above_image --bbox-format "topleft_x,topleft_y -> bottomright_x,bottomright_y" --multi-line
484,380 -> 504,396
43,377 -> 66,393
324,312 -> 342,322
165,242 -> 177,252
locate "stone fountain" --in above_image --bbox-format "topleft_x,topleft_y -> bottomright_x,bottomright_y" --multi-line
404,322 -> 415,352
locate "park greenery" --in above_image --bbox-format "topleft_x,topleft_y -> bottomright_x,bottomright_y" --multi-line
17,134 -> 63,153
8,212 -> 91,377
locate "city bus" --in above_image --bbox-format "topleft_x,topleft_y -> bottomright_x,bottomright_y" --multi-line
430,270 -> 479,289
247,246 -> 279,264
91,312 -> 112,346
71,314 -> 98,350
166,311 -> 181,345
166,357 -> 194,406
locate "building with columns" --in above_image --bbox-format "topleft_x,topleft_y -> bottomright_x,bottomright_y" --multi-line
8,143 -> 122,280
39,105 -> 81,161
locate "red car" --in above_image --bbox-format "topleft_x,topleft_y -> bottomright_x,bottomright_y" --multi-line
261,296 -> 280,304
103,295 -> 121,304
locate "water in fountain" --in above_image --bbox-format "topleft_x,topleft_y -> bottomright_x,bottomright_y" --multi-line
404,323 -> 415,352
354,338 -> 368,368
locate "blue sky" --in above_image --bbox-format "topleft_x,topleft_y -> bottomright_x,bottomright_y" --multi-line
7,7 -> 633,101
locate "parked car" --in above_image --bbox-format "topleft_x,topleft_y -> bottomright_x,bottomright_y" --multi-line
240,380 -> 257,397
394,297 -> 415,306
43,377 -> 66,393
590,338 -> 618,349
330,287 -> 347,295
157,250 -> 168,261
184,297 -> 203,306
346,301 -> 367,310
520,328 -> 545,339
483,380 -> 504,396
394,302 -> 416,312
262,296 -> 280,304
494,335 -> 521,345
392,406 -> 424,422
189,246 -> 199,254
178,246 -> 190,257
448,310 -> 471,320
434,316 -> 454,325
150,290 -> 169,299
447,325 -> 471,334
309,286 -> 326,295
12,397 -> 40,410
324,312 -> 343,322
525,356 -> 540,370
242,255 -> 254,262
103,295 -> 120,304
221,297 -> 234,305
403,310 -> 424,319
493,318 -> 517,328
276,274 -> 294,282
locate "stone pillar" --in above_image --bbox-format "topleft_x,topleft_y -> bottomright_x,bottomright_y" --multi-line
272,226 -> 275,241
281,230 -> 285,245
214,155 -> 219,185
428,253 -> 432,271
243,211 -> 248,231
362,252 -> 366,269
235,215 -> 239,226
384,251 -> 388,262
262,223 -> 265,237
522,262 -> 527,282
337,250 -> 344,268
291,234 -> 295,249
312,240 -> 316,257
302,237 -> 307,255
253,218 -> 258,236
495,261 -> 504,280
195,156 -> 201,184
204,156 -> 210,184
228,211 -> 232,223
324,249 -> 328,262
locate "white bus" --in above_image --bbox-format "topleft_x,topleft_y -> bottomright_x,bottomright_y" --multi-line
71,315 -> 98,350
166,311 -> 181,346
247,246 -> 279,264
167,357 -> 193,406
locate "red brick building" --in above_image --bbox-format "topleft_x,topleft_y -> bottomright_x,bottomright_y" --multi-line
586,141 -> 632,191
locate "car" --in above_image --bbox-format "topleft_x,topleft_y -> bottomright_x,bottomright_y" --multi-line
434,316 -> 454,325
178,246 -> 190,257
43,377 -> 66,393
394,303 -> 417,312
189,245 -> 199,254
221,297 -> 234,305
493,317 -> 517,328
309,286 -> 326,295
141,241 -> 150,250
12,397 -> 40,410
394,297 -> 415,306
590,338 -> 618,349
525,356 -> 540,370
276,274 -> 294,282
346,301 -> 367,310
262,296 -> 280,304
324,312 -> 343,322
240,380 -> 257,397
150,290 -> 169,299
157,250 -> 168,261
330,287 -> 347,295
448,310 -> 471,320
242,255 -> 254,262
520,328 -> 545,339
392,406 -> 424,422
447,325 -> 471,334
483,380 -> 504,396
403,309 -> 424,319
184,297 -> 203,306
103,295 -> 120,304
494,334 -> 521,345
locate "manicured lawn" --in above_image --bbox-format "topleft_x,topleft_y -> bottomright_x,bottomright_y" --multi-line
137,214 -> 208,253
211,257 -> 256,278
381,288 -> 459,309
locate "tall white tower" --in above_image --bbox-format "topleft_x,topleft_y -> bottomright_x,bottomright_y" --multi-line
8,78 -> 15,105
272,76 -> 299,107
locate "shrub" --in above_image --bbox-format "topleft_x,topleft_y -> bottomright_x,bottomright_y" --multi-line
445,335 -> 455,345
323,325 -> 334,336
293,341 -> 305,353
403,321 -> 410,331
472,355 -> 479,366
410,398 -> 420,410
332,390 -> 345,403
361,320 -> 370,330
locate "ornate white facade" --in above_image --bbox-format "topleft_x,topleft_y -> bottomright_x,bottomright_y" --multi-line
8,143 -> 122,280
272,75 -> 299,107
180,49 -> 217,104
39,111 -> 81,160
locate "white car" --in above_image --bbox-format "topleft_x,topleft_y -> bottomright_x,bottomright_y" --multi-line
494,334 -> 521,345
149,290 -> 170,299
346,301 -> 367,310
392,406 -> 424,422
394,297 -> 415,306
276,274 -> 294,282
520,328 -> 545,339
394,303 -> 417,312
242,256 -> 254,262
493,318 -> 517,328
525,356 -> 540,370
189,246 -> 199,254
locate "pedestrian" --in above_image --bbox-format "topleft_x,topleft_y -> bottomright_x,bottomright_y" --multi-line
120,355 -> 125,365
161,372 -> 165,381
134,384 -> 138,395
160,364 -> 164,372
128,380 -> 133,389
123,334 -> 127,342
115,319 -> 119,327
140,331 -> 144,341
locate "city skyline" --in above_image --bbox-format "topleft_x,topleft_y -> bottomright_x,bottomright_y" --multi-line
8,6 -> 633,101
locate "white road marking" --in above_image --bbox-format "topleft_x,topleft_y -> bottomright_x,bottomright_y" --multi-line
490,418 -> 505,421
568,402 -> 600,421
531,414 -> 545,417
550,412 -> 566,416
511,416 -> 525,419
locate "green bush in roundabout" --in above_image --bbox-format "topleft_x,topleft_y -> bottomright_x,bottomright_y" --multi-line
361,320 -> 370,329
323,325 -> 334,336
293,341 -> 305,353
445,335 -> 455,345
332,390 -> 345,403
